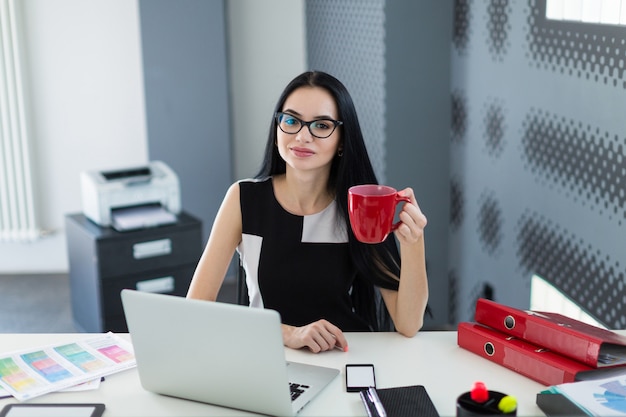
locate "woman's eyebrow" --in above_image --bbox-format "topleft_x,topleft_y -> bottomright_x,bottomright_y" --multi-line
281,108 -> 302,117
282,109 -> 336,120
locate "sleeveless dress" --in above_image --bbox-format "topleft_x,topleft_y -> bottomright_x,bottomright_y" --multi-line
236,177 -> 371,331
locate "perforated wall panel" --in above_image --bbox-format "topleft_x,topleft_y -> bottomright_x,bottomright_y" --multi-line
450,0 -> 626,326
306,0 -> 387,181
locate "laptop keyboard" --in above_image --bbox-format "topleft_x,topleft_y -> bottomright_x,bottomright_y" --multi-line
290,382 -> 310,401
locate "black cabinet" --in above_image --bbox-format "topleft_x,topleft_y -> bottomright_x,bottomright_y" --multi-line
65,212 -> 202,332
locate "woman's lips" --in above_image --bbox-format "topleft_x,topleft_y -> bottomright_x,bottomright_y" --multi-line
291,147 -> 315,157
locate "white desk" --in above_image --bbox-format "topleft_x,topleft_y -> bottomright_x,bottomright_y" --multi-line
0,332 -> 548,416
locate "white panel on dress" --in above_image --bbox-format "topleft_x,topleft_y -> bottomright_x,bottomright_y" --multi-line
301,201 -> 348,243
237,234 -> 264,308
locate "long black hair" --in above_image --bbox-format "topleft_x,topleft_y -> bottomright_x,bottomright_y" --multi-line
255,71 -> 403,331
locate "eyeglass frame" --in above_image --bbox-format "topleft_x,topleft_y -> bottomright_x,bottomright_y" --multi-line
274,111 -> 343,139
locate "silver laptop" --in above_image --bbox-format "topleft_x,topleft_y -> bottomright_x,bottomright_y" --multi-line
120,289 -> 339,416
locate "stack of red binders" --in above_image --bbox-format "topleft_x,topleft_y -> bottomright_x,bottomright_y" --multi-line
457,298 -> 626,386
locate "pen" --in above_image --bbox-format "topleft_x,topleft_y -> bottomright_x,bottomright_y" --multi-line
367,387 -> 387,417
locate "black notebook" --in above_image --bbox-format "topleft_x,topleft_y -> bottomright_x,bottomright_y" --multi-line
536,392 -> 588,417
360,385 -> 440,417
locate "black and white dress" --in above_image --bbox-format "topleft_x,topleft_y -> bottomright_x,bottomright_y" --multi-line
236,177 -> 371,331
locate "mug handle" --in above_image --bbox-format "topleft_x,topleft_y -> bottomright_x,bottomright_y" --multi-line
391,195 -> 412,231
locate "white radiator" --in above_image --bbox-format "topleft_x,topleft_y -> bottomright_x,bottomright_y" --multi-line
0,0 -> 38,242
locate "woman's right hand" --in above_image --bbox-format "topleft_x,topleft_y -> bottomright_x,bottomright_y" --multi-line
282,320 -> 348,353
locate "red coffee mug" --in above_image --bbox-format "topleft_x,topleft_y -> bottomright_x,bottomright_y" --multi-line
348,185 -> 411,244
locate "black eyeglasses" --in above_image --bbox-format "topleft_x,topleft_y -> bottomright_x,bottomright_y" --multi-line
275,112 -> 343,139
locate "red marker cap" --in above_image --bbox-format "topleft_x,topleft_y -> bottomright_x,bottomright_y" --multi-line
470,381 -> 489,403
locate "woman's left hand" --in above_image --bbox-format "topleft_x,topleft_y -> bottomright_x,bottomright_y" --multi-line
394,187 -> 427,245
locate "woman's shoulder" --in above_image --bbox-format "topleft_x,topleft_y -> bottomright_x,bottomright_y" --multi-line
236,177 -> 275,205
237,177 -> 272,194
237,177 -> 272,186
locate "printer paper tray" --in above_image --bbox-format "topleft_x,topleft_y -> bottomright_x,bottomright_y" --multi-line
111,204 -> 177,232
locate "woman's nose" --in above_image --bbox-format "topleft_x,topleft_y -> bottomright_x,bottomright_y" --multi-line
295,127 -> 313,143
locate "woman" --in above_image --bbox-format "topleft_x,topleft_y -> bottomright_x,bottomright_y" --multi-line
187,71 -> 429,353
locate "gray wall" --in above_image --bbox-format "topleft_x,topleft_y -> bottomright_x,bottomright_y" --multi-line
139,0 -> 232,244
386,2 -> 453,328
306,0 -> 452,328
450,0 -> 626,328
306,0 -> 387,181
226,1 -> 307,181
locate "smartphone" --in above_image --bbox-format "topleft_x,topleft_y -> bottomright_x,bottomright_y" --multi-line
345,363 -> 376,392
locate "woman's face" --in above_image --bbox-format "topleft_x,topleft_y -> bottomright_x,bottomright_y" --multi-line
276,86 -> 342,175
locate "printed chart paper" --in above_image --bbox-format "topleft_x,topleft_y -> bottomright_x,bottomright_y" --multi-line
0,333 -> 135,401
555,374 -> 626,416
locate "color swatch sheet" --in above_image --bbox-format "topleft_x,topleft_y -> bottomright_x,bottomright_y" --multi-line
0,332 -> 135,401
0,377 -> 101,399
